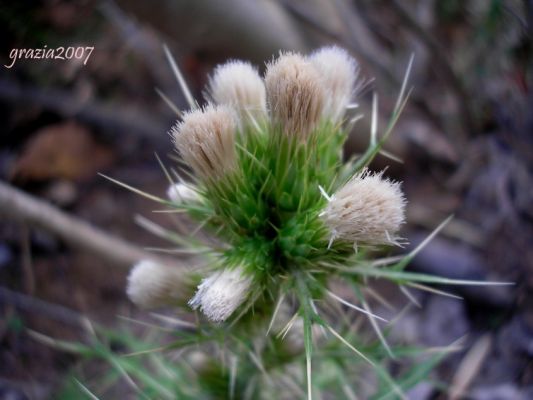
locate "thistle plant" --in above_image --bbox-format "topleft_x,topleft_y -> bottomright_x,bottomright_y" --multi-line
83,46 -> 510,399
145,47 -> 409,322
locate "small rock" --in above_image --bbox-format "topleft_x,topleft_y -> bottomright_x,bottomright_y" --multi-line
42,179 -> 78,207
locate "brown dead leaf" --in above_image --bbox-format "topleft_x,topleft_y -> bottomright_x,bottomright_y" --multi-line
10,121 -> 114,182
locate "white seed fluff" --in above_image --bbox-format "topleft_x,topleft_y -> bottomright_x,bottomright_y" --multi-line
127,260 -> 185,309
265,52 -> 326,139
321,170 -> 406,246
208,60 -> 267,124
167,183 -> 199,204
189,265 -> 252,322
171,105 -> 237,180
310,46 -> 360,123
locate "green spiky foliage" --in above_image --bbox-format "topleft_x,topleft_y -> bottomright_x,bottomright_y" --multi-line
47,317 -> 454,400
194,120 -> 354,291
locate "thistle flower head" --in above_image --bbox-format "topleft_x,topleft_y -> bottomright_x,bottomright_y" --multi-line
144,48 -> 405,324
167,182 -> 199,204
208,61 -> 267,124
265,52 -> 326,138
320,170 -> 406,246
171,105 -> 237,180
310,46 -> 360,122
188,265 -> 252,322
126,260 -> 186,309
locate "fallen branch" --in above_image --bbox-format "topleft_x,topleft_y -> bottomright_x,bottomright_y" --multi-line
0,181 -> 181,268
115,0 -> 307,64
0,286 -> 92,329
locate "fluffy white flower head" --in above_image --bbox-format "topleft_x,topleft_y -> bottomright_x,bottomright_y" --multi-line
189,265 -> 252,322
167,183 -> 199,204
321,170 -> 406,247
310,46 -> 360,122
209,60 -> 267,123
265,52 -> 326,139
171,104 -> 237,180
127,260 -> 185,309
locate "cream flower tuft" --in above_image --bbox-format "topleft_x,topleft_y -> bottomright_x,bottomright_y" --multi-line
189,265 -> 252,322
320,170 -> 406,247
265,53 -> 325,139
208,61 -> 267,124
310,46 -> 360,122
171,105 -> 237,180
127,260 -> 185,309
167,182 -> 199,204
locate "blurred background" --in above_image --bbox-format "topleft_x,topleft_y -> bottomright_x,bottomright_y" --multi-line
0,0 -> 532,399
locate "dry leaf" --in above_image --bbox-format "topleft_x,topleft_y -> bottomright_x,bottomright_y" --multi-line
11,121 -> 114,182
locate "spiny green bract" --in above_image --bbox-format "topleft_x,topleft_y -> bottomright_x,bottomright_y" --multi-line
188,120 -> 354,289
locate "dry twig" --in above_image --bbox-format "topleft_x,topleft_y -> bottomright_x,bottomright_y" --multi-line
0,181 -> 181,268
0,286 -> 92,329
